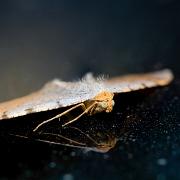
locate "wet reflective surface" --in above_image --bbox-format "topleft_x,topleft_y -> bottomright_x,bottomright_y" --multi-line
0,85 -> 179,179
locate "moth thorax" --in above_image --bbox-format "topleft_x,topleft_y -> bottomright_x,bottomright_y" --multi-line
86,91 -> 115,115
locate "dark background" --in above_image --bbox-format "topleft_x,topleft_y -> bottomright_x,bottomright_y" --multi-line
0,0 -> 179,180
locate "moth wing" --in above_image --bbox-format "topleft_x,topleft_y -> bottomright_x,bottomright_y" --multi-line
0,69 -> 174,120
0,79 -> 93,120
104,69 -> 173,93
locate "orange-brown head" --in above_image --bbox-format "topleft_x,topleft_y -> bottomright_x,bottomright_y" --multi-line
88,91 -> 114,115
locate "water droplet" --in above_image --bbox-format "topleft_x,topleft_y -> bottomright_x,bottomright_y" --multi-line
62,174 -> 74,180
157,158 -> 167,166
49,162 -> 56,168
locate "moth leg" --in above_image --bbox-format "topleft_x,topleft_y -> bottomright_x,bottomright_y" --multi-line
11,132 -> 88,149
33,103 -> 86,132
43,126 -> 100,147
39,132 -> 86,146
68,126 -> 100,146
35,138 -> 88,149
68,127 -> 117,152
62,102 -> 97,127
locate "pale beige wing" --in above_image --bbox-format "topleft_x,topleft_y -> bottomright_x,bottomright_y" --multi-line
0,79 -> 96,120
0,69 -> 174,120
104,69 -> 174,93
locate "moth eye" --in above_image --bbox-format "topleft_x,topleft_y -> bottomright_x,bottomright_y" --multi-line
101,102 -> 108,108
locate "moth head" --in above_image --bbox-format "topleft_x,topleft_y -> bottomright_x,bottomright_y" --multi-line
91,91 -> 115,114
91,134 -> 117,153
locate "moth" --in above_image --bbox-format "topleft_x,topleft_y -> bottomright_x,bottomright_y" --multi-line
0,69 -> 173,132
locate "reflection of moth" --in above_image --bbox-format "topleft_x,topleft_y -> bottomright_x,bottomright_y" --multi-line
0,69 -> 173,131
14,127 -> 117,153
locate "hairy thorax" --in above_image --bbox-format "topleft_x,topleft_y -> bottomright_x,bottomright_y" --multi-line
84,91 -> 115,115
